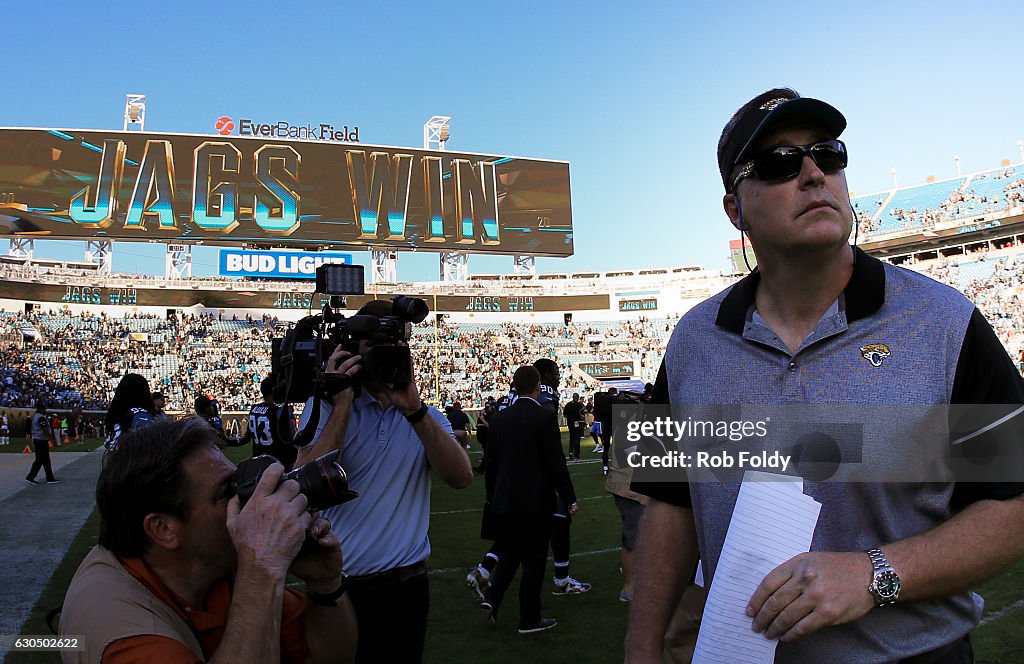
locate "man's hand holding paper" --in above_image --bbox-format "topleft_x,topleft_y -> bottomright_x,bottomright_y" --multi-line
747,551 -> 876,642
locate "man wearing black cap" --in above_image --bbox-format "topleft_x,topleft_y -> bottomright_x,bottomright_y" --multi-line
627,88 -> 1024,663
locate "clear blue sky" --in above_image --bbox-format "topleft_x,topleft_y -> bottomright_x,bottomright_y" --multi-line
4,0 -> 1023,280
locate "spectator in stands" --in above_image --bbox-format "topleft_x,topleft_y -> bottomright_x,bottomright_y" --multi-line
293,298 -> 473,663
59,416 -> 356,663
627,87 -> 1024,663
103,373 -> 155,452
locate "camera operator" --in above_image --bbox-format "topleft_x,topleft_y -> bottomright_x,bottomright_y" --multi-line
59,416 -> 356,664
295,299 -> 473,664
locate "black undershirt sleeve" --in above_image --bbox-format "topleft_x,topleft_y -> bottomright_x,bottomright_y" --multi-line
949,307 -> 1024,509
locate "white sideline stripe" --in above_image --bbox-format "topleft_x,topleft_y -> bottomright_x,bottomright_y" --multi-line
429,547 -> 621,576
431,494 -> 608,516
979,597 -> 1024,626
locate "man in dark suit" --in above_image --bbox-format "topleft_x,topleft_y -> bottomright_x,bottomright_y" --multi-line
481,365 -> 578,634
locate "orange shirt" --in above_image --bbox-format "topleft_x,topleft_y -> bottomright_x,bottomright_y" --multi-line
102,557 -> 308,664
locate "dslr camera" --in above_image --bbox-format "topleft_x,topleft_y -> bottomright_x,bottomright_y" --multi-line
273,265 -> 430,404
232,449 -> 359,511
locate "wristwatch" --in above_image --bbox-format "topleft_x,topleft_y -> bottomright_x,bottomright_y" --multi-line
866,548 -> 901,606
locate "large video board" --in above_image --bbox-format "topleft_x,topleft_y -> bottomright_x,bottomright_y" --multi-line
3,280 -> 607,312
0,128 -> 573,257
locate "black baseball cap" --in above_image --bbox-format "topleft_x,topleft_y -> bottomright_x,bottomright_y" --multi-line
152,391 -> 165,400
718,89 -> 846,192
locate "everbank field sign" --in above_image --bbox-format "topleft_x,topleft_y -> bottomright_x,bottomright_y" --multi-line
215,116 -> 359,142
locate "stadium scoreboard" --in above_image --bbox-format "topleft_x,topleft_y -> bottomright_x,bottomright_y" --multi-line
0,127 -> 573,257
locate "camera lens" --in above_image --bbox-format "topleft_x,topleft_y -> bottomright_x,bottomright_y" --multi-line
392,296 -> 429,324
282,450 -> 358,511
231,452 -> 358,511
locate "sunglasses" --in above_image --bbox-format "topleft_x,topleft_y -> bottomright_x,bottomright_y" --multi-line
731,139 -> 848,191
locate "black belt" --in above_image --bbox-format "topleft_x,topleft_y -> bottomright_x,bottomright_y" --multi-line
347,561 -> 427,591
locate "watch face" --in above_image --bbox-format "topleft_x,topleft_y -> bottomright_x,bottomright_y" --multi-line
874,570 -> 901,600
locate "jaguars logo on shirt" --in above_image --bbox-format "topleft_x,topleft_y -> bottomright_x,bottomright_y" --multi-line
860,343 -> 891,368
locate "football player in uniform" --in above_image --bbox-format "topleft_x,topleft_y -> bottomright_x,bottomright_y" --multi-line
240,376 -> 298,470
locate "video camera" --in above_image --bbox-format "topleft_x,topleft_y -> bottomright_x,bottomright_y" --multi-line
594,381 -> 655,419
272,265 -> 430,405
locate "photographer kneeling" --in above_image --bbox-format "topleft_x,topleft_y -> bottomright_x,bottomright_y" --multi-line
295,298 -> 473,664
60,416 -> 357,664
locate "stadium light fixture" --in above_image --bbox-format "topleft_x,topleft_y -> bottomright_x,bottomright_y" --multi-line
1017,140 -> 1023,162
890,168 -> 898,189
423,116 -> 451,151
123,94 -> 146,132
954,155 -> 961,177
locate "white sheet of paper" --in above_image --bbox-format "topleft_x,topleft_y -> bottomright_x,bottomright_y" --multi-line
691,472 -> 822,664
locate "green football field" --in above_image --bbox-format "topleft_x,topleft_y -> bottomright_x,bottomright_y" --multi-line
6,435 -> 1024,663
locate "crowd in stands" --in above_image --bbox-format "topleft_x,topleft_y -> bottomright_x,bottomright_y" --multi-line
854,165 -> 1024,238
3,246 -> 1024,416
1,308 -> 675,415
414,317 -> 675,407
918,252 -> 1024,368
1,310 -> 287,413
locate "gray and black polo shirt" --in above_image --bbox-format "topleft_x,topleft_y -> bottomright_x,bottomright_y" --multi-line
635,248 -> 1024,663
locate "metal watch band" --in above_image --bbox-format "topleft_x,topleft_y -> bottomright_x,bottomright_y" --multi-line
867,548 -> 889,570
866,548 -> 900,606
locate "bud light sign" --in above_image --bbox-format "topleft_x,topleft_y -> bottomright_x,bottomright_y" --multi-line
219,250 -> 353,279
